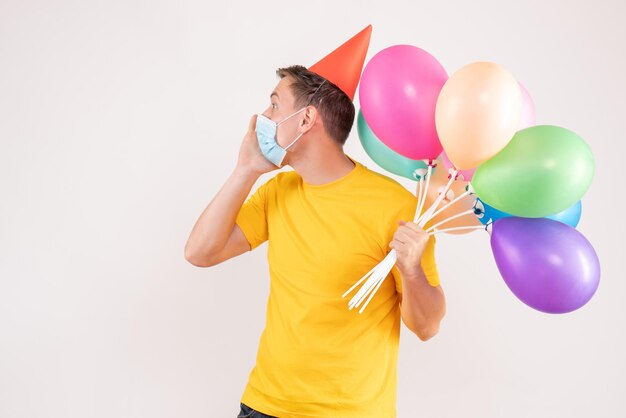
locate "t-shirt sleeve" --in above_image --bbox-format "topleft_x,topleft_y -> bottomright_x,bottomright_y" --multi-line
235,177 -> 273,251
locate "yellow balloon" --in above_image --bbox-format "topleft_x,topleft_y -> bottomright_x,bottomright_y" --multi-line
435,62 -> 522,170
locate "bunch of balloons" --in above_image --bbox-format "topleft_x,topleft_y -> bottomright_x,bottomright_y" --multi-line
345,44 -> 600,315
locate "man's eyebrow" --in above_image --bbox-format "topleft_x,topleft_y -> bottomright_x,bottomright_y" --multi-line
270,91 -> 279,99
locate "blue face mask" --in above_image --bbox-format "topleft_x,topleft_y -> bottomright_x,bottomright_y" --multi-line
255,79 -> 328,167
255,108 -> 307,167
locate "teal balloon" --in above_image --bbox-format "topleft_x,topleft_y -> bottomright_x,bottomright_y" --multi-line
357,110 -> 432,180
472,125 -> 594,217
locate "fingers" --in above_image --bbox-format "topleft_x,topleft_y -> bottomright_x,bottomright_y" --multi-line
399,220 -> 425,234
389,239 -> 404,252
393,225 -> 429,250
394,227 -> 410,240
395,225 -> 424,242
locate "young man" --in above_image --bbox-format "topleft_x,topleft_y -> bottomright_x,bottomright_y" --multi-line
184,25 -> 446,418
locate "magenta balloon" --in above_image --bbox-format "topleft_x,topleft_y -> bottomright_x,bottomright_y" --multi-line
440,151 -> 476,181
518,81 -> 536,130
359,45 -> 448,160
491,217 -> 600,314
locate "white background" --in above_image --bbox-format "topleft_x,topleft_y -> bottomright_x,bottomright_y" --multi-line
1,0 -> 624,417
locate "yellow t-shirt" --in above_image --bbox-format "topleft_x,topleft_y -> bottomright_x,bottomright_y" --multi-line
235,155 -> 439,418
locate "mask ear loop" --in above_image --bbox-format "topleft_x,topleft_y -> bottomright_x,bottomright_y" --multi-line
283,132 -> 305,150
305,79 -> 327,107
277,107 -> 307,126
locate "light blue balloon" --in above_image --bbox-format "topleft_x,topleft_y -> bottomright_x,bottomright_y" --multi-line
474,198 -> 582,228
547,200 -> 582,228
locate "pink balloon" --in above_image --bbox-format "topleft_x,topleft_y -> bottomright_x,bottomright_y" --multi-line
359,45 -> 448,160
518,81 -> 536,130
440,151 -> 476,181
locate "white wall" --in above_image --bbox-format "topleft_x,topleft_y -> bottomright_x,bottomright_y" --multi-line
1,0 -> 624,417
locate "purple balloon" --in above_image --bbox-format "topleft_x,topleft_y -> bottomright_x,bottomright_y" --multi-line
491,217 -> 600,314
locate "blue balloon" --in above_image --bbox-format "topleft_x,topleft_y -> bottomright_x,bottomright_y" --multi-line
474,198 -> 510,225
474,198 -> 582,228
546,200 -> 582,228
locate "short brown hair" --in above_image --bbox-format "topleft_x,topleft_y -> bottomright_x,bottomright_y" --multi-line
276,65 -> 355,146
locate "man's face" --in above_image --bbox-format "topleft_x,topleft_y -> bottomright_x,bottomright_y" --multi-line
262,77 -> 303,148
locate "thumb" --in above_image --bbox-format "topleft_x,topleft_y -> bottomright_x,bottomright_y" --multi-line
248,114 -> 258,132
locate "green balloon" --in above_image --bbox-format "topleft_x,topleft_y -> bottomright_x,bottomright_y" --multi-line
357,110 -> 432,180
472,125 -> 594,217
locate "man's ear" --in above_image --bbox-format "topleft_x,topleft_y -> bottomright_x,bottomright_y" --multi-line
300,106 -> 318,132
